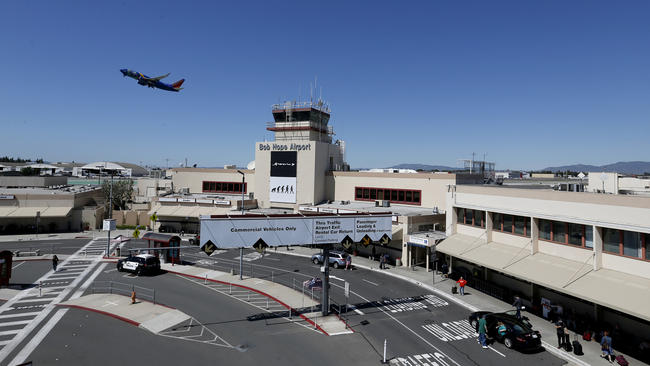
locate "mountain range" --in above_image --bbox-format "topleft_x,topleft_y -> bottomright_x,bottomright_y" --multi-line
386,161 -> 650,175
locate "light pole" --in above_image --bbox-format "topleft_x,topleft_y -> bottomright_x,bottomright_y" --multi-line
237,170 -> 245,280
107,171 -> 113,257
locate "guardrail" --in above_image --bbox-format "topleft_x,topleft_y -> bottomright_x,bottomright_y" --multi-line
14,249 -> 41,257
91,281 -> 156,304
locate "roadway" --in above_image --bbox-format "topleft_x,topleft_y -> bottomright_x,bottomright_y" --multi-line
0,239 -> 566,365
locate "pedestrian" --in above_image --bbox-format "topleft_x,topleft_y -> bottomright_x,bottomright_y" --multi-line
52,255 -> 59,272
555,319 -> 566,349
478,314 -> 488,349
371,245 -> 376,261
497,321 -> 507,337
379,254 -> 385,269
383,253 -> 389,268
456,276 -> 467,295
512,295 -> 523,319
345,254 -> 352,270
441,262 -> 448,278
601,330 -> 614,361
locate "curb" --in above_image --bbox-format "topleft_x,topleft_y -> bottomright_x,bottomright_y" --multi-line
165,269 -> 330,336
57,303 -> 141,327
275,250 -> 594,365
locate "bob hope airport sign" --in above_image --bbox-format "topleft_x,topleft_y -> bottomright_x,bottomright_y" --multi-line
199,213 -> 392,249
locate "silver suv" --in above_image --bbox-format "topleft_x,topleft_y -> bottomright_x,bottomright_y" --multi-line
311,251 -> 348,269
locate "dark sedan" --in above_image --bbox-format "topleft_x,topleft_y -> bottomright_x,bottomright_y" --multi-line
468,310 -> 542,351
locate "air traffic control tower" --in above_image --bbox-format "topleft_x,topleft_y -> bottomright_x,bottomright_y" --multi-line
255,100 -> 347,209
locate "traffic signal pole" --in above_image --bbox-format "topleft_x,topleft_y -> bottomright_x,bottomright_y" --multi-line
322,245 -> 330,316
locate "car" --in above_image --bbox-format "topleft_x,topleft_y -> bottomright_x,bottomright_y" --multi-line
117,254 -> 161,276
468,310 -> 542,351
311,251 -> 348,269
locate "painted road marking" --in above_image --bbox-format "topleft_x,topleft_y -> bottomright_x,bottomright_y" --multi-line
0,312 -> 41,320
101,300 -> 119,308
391,352 -> 456,366
379,294 -> 448,313
347,305 -> 364,315
488,345 -> 506,357
362,279 -> 379,286
422,320 -> 476,342
11,262 -> 25,270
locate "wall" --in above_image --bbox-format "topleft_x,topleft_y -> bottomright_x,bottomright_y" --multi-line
170,168 -> 255,195
602,253 -> 650,279
538,240 -> 593,263
453,186 -> 650,233
492,231 -> 530,248
0,176 -> 68,187
587,172 -> 619,193
330,171 -> 458,210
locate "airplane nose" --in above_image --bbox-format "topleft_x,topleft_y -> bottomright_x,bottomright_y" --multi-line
120,69 -> 127,76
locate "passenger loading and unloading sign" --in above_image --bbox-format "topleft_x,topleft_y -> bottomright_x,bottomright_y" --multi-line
199,214 -> 392,249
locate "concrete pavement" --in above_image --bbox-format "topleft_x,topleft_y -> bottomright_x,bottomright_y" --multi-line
161,262 -> 352,336
275,245 -> 644,366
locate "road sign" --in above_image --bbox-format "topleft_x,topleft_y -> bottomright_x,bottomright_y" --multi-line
150,213 -> 158,223
344,281 -> 350,298
341,235 -> 353,249
379,233 -> 390,245
133,227 -> 140,239
203,240 -> 216,256
199,213 -> 392,250
361,234 -> 372,247
253,238 -> 268,254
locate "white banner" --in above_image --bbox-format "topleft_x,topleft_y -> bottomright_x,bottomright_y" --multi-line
269,176 -> 296,203
200,214 -> 392,249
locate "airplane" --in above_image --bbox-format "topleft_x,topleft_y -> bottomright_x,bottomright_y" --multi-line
120,69 -> 185,92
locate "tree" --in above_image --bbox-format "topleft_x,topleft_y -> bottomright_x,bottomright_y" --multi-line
20,167 -> 36,176
102,179 -> 134,211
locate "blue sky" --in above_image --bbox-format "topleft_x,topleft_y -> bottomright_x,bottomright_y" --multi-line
1,1 -> 649,170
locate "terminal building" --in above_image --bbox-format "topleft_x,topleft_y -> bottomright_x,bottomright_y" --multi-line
438,184 -> 650,351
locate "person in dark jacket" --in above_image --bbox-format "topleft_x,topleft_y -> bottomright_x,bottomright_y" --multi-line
52,255 -> 59,272
555,319 -> 566,348
512,296 -> 523,319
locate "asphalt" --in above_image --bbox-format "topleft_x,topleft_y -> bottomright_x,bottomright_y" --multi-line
0,231 -> 645,365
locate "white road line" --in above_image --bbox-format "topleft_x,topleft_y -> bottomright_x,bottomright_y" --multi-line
7,309 -> 67,366
14,297 -> 57,304
362,279 -> 379,286
0,330 -> 20,336
0,320 -> 32,327
488,345 -> 506,357
347,305 -> 364,315
11,262 -> 25,270
0,312 -> 40,320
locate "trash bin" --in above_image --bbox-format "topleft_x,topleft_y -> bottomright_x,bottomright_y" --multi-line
396,258 -> 402,267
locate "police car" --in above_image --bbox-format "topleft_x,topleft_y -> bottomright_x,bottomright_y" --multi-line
117,254 -> 161,276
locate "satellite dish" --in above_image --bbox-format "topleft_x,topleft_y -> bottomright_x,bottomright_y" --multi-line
600,173 -> 608,181
246,161 -> 255,170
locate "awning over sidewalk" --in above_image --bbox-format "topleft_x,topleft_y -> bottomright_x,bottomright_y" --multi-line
173,206 -> 198,218
7,207 -> 44,218
437,233 -> 650,322
0,207 -> 17,217
39,207 -> 72,217
151,205 -> 180,216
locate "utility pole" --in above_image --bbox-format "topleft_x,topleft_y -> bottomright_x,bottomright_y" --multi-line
322,245 -> 330,316
107,172 -> 113,257
237,170 -> 245,280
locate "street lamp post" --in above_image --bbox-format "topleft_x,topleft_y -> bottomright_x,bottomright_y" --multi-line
237,170 -> 245,280
107,172 -> 113,257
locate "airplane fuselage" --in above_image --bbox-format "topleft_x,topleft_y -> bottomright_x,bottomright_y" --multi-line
120,68 -> 184,92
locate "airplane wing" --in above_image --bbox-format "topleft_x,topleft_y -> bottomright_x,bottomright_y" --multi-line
139,72 -> 170,81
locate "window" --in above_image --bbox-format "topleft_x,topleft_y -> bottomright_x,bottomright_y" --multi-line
202,181 -> 247,194
623,231 -> 641,258
603,228 -> 620,254
464,209 -> 473,225
585,226 -> 593,248
568,223 -> 584,246
458,208 -> 465,223
540,220 -> 551,240
646,234 -> 650,260
473,211 -> 485,228
514,216 -> 526,235
552,221 -> 566,243
503,215 -> 513,233
354,187 -> 422,205
494,213 -> 503,231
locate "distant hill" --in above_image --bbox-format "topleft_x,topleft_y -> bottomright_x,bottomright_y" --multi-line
542,161 -> 650,175
388,163 -> 460,171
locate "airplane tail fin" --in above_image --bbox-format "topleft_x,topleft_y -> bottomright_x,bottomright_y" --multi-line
171,79 -> 185,90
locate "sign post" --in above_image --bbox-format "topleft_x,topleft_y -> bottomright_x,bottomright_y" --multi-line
103,219 -> 116,257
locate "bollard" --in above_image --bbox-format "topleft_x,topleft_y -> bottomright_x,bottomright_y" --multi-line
383,339 -> 387,364
131,291 -> 136,304
250,262 -> 253,277
266,298 -> 269,310
247,292 -> 250,302
271,271 -> 274,282
204,274 -> 207,285
229,283 -> 232,295
39,281 -> 42,297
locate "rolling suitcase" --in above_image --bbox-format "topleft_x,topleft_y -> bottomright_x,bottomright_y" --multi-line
564,340 -> 572,353
451,286 -> 457,294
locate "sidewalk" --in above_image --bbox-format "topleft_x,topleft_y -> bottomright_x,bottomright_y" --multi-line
58,293 -> 191,334
161,262 -> 352,336
275,246 -> 644,366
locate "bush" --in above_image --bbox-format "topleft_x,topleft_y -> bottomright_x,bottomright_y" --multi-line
116,225 -> 142,230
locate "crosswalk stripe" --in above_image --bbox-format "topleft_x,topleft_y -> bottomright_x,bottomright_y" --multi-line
0,320 -> 31,327
0,312 -> 40,320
